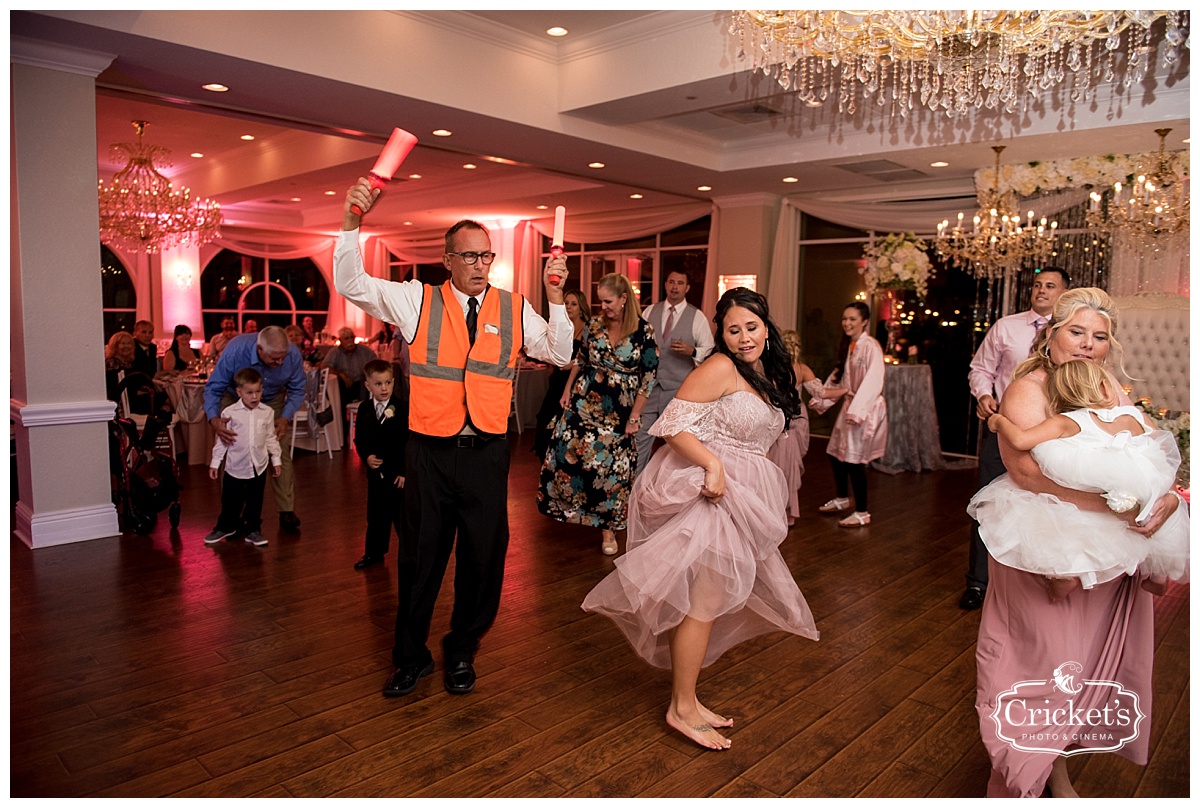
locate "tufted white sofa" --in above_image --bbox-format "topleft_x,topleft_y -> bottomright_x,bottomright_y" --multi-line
1111,292 -> 1190,413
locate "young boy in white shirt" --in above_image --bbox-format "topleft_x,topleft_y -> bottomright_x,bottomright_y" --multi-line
205,368 -> 282,547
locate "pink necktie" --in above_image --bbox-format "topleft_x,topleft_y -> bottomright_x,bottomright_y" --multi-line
662,305 -> 676,340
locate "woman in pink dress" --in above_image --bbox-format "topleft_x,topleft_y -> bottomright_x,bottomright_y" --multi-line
766,330 -> 823,525
974,288 -> 1182,797
809,302 -> 887,527
582,288 -> 819,751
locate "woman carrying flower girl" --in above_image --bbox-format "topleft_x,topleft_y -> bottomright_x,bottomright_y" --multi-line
972,358 -> 1188,588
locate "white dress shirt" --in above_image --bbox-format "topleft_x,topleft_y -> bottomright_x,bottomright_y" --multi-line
210,400 -> 282,479
968,309 -> 1047,404
333,229 -> 573,368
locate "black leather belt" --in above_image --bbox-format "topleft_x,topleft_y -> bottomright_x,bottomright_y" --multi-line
415,432 -> 506,448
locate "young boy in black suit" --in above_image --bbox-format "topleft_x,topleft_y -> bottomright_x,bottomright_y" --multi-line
352,359 -> 410,570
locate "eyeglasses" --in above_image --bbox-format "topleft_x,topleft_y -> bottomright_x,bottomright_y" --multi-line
446,251 -> 496,266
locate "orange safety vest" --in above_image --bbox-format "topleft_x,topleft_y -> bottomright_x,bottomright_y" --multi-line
408,282 -> 524,436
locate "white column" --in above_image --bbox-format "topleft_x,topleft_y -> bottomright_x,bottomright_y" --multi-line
11,42 -> 120,546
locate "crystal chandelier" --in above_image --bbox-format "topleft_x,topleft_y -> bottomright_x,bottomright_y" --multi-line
935,146 -> 1059,281
728,10 -> 1190,118
1086,128 -> 1190,252
98,120 -> 222,254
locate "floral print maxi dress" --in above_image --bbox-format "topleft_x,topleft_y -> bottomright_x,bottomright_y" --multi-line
538,316 -> 658,530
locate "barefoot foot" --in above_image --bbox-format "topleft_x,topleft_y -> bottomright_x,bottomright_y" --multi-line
696,699 -> 733,728
666,707 -> 731,750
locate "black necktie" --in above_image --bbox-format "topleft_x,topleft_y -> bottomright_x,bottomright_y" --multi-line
466,297 -> 479,345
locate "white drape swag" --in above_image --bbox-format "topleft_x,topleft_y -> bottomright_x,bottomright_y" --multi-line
201,226 -> 337,293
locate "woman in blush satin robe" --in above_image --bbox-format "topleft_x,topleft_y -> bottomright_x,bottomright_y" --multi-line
809,302 -> 887,527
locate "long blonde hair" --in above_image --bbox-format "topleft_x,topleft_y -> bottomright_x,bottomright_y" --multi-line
1014,287 -> 1126,381
781,329 -> 803,364
1045,359 -> 1118,413
597,273 -> 642,340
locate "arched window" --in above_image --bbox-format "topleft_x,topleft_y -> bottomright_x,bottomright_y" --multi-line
101,244 -> 136,340
200,250 -> 329,341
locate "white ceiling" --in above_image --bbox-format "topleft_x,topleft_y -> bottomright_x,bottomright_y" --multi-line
13,10 -> 1191,238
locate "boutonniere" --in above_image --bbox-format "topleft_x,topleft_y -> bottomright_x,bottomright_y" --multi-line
381,404 -> 396,422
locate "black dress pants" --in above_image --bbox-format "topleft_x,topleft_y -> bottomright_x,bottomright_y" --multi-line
215,470 -> 267,533
365,474 -> 405,558
393,433 -> 511,668
967,429 -> 1007,591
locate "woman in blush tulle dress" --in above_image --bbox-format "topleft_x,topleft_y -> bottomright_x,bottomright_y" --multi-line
766,330 -> 825,525
582,288 -> 819,751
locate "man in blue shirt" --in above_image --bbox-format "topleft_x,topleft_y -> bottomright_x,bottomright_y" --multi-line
204,325 -> 307,531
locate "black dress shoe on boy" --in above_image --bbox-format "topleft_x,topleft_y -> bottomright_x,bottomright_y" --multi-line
353,554 -> 383,570
382,660 -> 435,697
444,660 -> 476,695
959,587 -> 985,610
279,511 -> 302,531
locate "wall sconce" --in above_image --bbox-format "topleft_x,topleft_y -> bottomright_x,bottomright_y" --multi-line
174,262 -> 194,290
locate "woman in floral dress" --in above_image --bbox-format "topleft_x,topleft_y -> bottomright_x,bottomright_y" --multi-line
538,273 -> 658,556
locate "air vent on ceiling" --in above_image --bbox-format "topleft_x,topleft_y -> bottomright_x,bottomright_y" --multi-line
835,159 -> 928,183
709,103 -> 785,124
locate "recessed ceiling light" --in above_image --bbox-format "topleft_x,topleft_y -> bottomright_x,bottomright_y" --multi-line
240,134 -> 255,141
190,152 -> 204,159
324,190 -> 337,196
290,197 -> 301,202
630,193 -> 644,199
588,162 -> 605,169
783,177 -> 799,183
536,205 -> 549,210
408,173 -> 421,180
403,221 -> 414,226
432,129 -> 452,137
202,83 -> 229,92
930,160 -> 949,168
463,163 -> 477,170
547,27 -> 568,37
804,99 -> 823,108
697,185 -> 712,192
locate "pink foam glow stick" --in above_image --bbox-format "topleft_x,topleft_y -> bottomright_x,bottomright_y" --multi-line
549,205 -> 566,283
351,127 -> 418,215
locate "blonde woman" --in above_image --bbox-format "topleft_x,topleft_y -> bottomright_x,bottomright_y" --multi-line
538,274 -> 658,555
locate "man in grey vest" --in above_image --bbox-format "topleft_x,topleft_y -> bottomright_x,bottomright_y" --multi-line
635,269 -> 715,473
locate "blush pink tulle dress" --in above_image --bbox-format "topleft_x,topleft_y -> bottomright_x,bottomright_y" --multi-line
582,391 -> 819,669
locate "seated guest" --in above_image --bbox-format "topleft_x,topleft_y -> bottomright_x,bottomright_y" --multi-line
321,327 -> 376,404
369,322 -> 396,354
285,324 -> 322,364
164,324 -> 200,371
211,317 -> 238,356
244,318 -> 259,334
104,331 -> 136,403
300,315 -> 318,347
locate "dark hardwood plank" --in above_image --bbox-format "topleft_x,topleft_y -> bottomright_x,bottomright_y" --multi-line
9,431 -> 1188,797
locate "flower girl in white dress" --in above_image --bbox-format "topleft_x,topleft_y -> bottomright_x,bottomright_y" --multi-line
969,359 -> 1188,589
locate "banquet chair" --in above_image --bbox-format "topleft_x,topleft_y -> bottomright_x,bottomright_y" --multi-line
291,367 -> 333,459
346,400 -> 361,446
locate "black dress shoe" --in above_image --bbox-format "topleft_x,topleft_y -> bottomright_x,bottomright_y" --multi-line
382,660 -> 434,697
959,587 -> 985,610
444,660 -> 476,695
354,554 -> 383,570
279,511 -> 301,531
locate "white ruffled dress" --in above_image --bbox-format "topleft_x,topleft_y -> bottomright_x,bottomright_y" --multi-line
968,405 -> 1189,588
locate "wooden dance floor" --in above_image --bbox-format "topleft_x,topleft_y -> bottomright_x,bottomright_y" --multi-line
10,432 -> 1189,797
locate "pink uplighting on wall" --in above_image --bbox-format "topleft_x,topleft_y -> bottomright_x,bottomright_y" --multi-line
162,249 -> 204,339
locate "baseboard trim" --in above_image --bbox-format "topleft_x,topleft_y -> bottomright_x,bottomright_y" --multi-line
13,501 -> 120,548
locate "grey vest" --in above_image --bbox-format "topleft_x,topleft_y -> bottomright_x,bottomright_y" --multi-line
649,301 -> 699,396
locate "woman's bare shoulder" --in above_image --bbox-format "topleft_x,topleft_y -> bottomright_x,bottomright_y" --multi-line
677,353 -> 736,403
1000,373 -> 1051,427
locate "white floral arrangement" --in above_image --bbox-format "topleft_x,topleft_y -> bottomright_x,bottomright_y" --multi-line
861,232 -> 934,299
1135,399 -> 1190,489
976,151 -> 1191,198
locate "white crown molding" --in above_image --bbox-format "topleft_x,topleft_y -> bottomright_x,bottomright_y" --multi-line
10,36 -> 115,77
558,11 -> 719,63
397,10 -> 558,63
13,501 -> 121,549
712,192 -> 781,209
11,398 -> 117,427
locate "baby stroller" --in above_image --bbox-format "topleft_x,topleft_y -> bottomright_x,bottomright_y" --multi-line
109,372 -> 182,534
